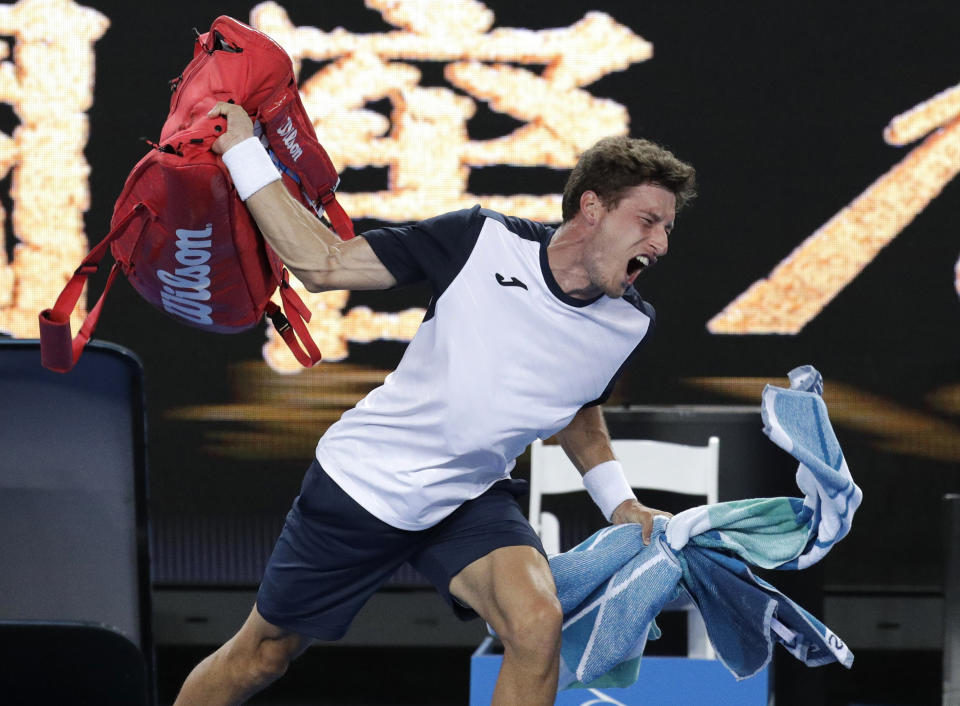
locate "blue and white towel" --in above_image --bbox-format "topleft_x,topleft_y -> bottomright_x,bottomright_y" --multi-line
759,365 -> 862,570
552,522 -> 682,689
552,366 -> 861,689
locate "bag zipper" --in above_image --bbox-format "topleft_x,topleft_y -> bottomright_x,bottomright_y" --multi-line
169,50 -> 213,114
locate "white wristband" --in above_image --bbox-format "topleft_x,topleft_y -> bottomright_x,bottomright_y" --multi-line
221,136 -> 281,201
582,460 -> 636,521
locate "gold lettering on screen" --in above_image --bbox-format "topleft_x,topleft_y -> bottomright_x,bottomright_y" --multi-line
251,0 -> 651,372
0,0 -> 107,338
708,81 -> 960,334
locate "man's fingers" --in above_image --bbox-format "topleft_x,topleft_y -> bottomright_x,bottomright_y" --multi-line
206,102 -> 244,130
641,510 -> 673,545
206,101 -> 235,119
204,101 -> 254,155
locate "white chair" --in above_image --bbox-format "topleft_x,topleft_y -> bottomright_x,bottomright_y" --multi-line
529,436 -> 720,660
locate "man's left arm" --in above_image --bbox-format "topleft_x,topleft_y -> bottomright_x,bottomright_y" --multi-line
554,405 -> 672,545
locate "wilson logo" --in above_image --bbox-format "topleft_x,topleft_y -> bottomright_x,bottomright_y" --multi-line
158,224 -> 214,325
276,116 -> 303,161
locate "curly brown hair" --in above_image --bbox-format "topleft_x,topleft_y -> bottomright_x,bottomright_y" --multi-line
561,136 -> 697,223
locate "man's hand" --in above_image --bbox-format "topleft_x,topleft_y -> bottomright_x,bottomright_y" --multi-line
611,499 -> 673,546
207,101 -> 255,155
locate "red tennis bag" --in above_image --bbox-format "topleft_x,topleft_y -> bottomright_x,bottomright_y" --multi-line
39,15 -> 353,373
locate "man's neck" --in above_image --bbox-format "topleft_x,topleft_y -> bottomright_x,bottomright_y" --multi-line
547,220 -> 601,299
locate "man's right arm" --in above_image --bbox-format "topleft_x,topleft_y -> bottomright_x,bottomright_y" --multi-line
208,101 -> 396,293
244,180 -> 396,293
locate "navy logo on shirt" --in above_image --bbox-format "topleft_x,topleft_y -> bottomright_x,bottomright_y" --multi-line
495,273 -> 528,290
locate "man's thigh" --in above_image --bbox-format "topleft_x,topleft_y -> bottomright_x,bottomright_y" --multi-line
409,479 -> 548,620
447,545 -> 558,632
257,460 -> 421,640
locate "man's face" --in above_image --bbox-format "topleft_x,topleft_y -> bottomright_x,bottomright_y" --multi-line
582,183 -> 676,298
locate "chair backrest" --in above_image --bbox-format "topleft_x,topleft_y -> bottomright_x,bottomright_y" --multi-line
0,340 -> 153,688
529,436 -> 719,541
0,621 -> 149,705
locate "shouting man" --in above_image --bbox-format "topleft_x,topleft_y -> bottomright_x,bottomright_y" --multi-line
174,102 -> 696,706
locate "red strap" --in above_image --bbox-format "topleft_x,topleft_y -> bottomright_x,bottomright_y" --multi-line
278,273 -> 312,322
280,287 -> 322,366
261,251 -> 321,367
39,204 -> 152,373
258,87 -> 357,243
257,81 -> 293,125
264,296 -> 322,367
71,262 -> 122,359
321,194 -> 355,240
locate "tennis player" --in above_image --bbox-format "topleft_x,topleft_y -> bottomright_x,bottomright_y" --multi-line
173,101 -> 697,706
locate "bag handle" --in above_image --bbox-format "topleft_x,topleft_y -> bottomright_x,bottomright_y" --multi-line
39,203 -> 153,372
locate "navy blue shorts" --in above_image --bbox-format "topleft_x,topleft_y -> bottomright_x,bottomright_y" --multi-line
257,460 -> 545,640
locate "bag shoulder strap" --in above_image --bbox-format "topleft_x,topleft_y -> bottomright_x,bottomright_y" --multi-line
262,245 -> 322,367
264,294 -> 321,368
258,83 -> 356,240
39,203 -> 153,372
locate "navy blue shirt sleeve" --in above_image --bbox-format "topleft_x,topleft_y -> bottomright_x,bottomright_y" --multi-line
361,206 -> 485,296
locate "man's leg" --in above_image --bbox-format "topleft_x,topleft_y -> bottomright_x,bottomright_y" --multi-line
449,545 -> 562,706
173,604 -> 313,706
174,460 -> 420,705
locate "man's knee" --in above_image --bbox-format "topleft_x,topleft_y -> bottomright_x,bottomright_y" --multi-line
497,591 -> 563,661
248,637 -> 296,683
227,630 -> 305,690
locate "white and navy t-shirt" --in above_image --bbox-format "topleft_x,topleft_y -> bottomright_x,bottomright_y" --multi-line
315,206 -> 655,530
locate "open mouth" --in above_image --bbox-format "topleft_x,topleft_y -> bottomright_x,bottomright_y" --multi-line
626,254 -> 651,278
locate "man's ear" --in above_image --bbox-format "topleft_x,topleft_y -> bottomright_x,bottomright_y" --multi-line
580,190 -> 601,225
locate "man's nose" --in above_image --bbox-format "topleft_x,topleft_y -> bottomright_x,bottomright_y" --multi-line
652,227 -> 669,256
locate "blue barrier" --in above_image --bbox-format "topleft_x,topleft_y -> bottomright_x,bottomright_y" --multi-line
470,638 -> 769,706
